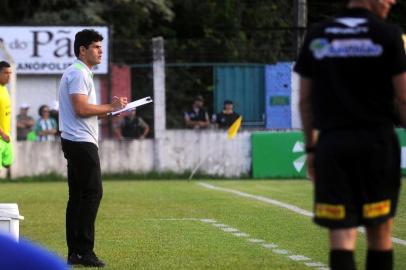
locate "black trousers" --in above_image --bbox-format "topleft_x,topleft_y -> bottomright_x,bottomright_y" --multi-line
61,138 -> 103,256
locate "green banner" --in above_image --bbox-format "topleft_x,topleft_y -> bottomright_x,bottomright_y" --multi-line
396,129 -> 406,175
269,96 -> 290,106
252,129 -> 406,179
252,132 -> 307,179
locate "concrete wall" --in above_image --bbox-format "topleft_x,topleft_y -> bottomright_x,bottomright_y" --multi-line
16,75 -> 102,120
156,130 -> 251,177
11,130 -> 251,178
98,139 -> 154,174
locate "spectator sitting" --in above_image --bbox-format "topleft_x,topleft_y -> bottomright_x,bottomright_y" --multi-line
16,103 -> 35,141
49,100 -> 60,136
115,109 -> 150,139
213,100 -> 240,129
35,105 -> 58,142
184,95 -> 210,129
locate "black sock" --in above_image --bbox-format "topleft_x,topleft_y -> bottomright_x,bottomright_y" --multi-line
330,249 -> 356,270
366,250 -> 393,270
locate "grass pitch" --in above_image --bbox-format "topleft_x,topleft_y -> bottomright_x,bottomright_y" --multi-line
1,180 -> 405,269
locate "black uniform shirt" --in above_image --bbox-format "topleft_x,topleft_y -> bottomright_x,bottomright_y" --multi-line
294,8 -> 406,130
185,107 -> 208,122
121,116 -> 147,139
216,111 -> 240,129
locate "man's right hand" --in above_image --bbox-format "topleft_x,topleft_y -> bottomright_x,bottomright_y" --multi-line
307,153 -> 315,182
111,96 -> 128,111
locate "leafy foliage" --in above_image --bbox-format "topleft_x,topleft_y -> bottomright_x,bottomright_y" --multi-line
1,1 -> 406,129
307,0 -> 406,29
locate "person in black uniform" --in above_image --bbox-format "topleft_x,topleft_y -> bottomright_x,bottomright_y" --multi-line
184,95 -> 210,129
115,109 -> 149,139
213,100 -> 240,129
295,0 -> 405,269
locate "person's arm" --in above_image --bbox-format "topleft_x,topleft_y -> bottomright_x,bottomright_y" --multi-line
16,118 -> 25,128
34,121 -> 42,137
184,112 -> 197,128
26,117 -> 35,128
138,118 -> 149,139
299,77 -> 318,181
35,120 -> 55,136
391,26 -> 406,126
38,129 -> 56,136
213,113 -> 220,128
47,119 -> 58,135
71,94 -> 126,118
0,127 -> 10,142
199,112 -> 210,128
393,72 -> 406,127
113,119 -> 123,139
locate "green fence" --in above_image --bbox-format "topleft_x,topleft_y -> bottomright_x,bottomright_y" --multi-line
252,129 -> 406,179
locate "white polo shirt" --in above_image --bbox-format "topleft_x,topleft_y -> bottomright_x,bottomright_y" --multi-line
59,59 -> 99,146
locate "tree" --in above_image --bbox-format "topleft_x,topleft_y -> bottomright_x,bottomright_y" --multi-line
307,0 -> 406,29
2,0 -> 405,128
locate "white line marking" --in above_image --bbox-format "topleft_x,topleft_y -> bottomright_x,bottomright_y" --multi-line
158,218 -> 200,221
305,262 -> 325,267
200,219 -> 217,223
273,249 -> 290,255
198,182 -> 313,217
222,227 -> 239,232
288,255 -> 311,261
212,223 -> 228,228
156,218 -> 326,269
232,232 -> 250,237
247,238 -> 266,243
357,227 -> 406,246
262,243 -> 278,249
198,182 -> 406,247
390,237 -> 406,245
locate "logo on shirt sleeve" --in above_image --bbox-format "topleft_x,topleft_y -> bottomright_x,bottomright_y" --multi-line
310,38 -> 383,60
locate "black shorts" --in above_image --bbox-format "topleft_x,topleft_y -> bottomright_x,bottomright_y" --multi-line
313,127 -> 401,229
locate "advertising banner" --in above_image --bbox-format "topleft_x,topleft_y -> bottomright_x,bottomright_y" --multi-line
0,26 -> 108,74
396,129 -> 406,175
252,129 -> 406,179
252,131 -> 306,179
265,63 -> 293,129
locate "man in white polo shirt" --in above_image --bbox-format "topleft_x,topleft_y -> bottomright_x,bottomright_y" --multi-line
59,29 -> 127,268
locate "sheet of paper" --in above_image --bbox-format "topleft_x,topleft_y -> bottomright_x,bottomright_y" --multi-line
110,96 -> 153,116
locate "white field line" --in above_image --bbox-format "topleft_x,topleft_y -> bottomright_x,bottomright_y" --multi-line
198,182 -> 313,217
197,182 -> 406,247
156,218 -> 328,269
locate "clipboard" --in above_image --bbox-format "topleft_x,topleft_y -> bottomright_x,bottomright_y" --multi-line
109,96 -> 153,116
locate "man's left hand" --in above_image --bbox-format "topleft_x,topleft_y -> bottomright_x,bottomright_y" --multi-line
307,153 -> 315,182
1,133 -> 10,143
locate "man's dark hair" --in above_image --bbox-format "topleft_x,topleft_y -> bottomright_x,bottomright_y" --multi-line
0,61 -> 11,71
74,29 -> 103,57
224,100 -> 233,105
193,95 -> 204,102
38,105 -> 49,117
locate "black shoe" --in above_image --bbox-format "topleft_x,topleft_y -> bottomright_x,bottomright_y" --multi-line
67,253 -> 81,265
68,252 -> 105,268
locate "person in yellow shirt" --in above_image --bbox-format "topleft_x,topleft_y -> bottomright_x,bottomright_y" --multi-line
0,61 -> 13,168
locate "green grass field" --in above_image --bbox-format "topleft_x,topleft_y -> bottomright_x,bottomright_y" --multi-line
1,180 -> 405,269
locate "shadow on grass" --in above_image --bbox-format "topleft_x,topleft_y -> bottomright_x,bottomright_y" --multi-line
0,171 -> 253,183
